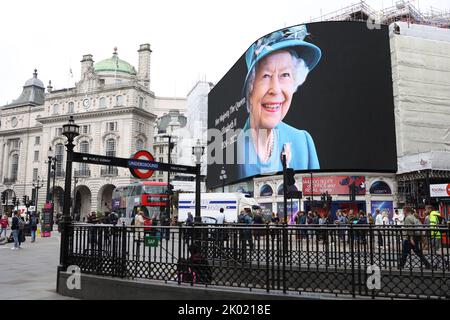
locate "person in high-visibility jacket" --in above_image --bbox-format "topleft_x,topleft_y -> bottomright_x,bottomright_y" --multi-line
427,205 -> 445,269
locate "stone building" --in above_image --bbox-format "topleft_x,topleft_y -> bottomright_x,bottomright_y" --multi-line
0,44 -> 186,220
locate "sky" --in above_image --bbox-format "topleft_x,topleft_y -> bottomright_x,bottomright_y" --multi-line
0,0 -> 448,105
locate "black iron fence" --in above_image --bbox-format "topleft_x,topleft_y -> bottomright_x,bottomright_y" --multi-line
64,223 -> 450,299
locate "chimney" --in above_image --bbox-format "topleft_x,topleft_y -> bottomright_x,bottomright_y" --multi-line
80,54 -> 94,78
137,44 -> 152,90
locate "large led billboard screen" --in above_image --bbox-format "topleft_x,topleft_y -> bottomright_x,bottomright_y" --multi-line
207,21 -> 396,189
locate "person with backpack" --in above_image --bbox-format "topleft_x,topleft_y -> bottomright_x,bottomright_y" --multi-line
11,211 -> 21,250
29,212 -> 39,243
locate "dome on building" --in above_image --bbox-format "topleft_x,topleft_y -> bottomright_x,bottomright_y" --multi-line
24,69 -> 44,88
94,47 -> 137,75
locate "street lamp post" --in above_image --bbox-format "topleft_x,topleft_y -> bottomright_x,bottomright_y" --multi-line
32,177 -> 44,212
162,135 -> 174,221
219,166 -> 227,193
59,115 -> 79,272
192,139 -> 204,224
46,146 -> 54,202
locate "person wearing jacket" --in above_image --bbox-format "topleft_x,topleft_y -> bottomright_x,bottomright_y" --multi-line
10,211 -> 20,250
427,205 -> 447,269
0,214 -> 9,239
398,206 -> 431,270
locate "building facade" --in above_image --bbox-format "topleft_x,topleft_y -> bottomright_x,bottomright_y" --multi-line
0,44 -> 186,220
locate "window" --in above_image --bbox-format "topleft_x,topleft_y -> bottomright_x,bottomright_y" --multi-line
53,104 -> 60,115
55,144 -> 64,176
139,97 -> 144,108
11,154 -> 19,180
35,136 -> 40,145
10,139 -> 20,149
99,97 -> 106,109
116,95 -> 124,107
106,122 -> 117,132
81,125 -> 91,134
159,157 -> 164,163
34,151 -> 39,162
55,128 -> 62,137
159,146 -> 164,154
137,122 -> 145,133
105,139 -> 116,174
136,139 -> 144,151
33,168 -> 38,181
79,141 -> 89,173
68,102 -> 75,114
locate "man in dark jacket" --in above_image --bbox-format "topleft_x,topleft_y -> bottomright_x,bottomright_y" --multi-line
11,211 -> 20,250
30,212 -> 39,243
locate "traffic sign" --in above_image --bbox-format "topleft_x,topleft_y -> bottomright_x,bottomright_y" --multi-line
144,236 -> 159,247
130,150 -> 155,179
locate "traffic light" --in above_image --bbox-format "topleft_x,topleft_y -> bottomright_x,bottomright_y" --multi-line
321,193 -> 326,202
12,196 -> 17,206
286,168 -> 295,188
23,195 -> 27,205
1,192 -> 5,204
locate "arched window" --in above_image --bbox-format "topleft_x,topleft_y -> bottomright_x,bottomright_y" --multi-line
260,184 -> 273,197
99,97 -> 106,109
55,144 -> 64,176
116,95 -> 124,107
53,104 -> 60,115
370,181 -> 392,195
136,139 -> 144,151
68,102 -> 75,114
277,184 -> 298,196
79,141 -> 89,174
11,154 -> 19,180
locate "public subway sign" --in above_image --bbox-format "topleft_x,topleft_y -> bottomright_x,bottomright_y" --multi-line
72,152 -> 197,175
302,176 -> 366,196
430,184 -> 450,197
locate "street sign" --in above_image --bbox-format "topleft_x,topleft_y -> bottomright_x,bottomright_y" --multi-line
130,150 -> 155,179
72,152 -> 196,174
144,236 -> 159,247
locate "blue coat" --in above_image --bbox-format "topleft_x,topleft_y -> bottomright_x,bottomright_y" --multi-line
237,118 -> 319,179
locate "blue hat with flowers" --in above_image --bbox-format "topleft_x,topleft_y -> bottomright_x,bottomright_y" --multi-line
244,24 -> 321,91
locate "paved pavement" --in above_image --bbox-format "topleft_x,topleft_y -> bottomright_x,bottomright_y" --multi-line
0,229 -> 75,300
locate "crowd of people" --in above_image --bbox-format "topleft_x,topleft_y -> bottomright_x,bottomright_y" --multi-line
0,210 -> 40,250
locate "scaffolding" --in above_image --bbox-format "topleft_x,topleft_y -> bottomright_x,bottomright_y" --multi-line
311,0 -> 450,29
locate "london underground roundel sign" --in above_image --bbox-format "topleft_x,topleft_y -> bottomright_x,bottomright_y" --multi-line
130,150 -> 155,179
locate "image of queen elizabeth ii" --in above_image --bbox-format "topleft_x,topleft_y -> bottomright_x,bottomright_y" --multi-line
237,24 -> 322,179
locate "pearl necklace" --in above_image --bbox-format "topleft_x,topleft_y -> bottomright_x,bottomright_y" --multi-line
262,130 -> 274,163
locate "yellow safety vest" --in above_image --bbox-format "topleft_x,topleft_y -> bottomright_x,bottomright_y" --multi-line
429,211 -> 441,239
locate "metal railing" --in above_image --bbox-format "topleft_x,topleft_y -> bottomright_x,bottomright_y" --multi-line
100,167 -> 118,177
64,223 -> 450,299
74,169 -> 91,178
3,177 -> 17,184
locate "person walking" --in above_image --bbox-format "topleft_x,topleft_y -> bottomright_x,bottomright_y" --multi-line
240,209 -> 254,261
11,211 -> 20,250
398,206 -> 431,270
375,209 -> 384,247
0,214 -> 9,239
29,212 -> 39,243
427,205 -> 447,269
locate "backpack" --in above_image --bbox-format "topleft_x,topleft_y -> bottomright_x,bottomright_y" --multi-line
18,218 -> 25,230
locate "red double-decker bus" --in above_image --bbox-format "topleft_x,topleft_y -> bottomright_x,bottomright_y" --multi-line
111,181 -> 168,224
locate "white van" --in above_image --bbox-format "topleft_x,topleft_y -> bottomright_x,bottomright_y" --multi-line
177,193 -> 259,224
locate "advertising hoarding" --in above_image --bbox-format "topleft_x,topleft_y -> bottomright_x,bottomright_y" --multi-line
207,22 -> 396,189
302,176 -> 366,196
430,184 -> 450,197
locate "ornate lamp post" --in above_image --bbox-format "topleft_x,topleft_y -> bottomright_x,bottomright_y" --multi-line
192,139 -> 204,224
46,146 -> 54,203
219,166 -> 227,193
161,134 -> 174,221
59,116 -> 79,271
32,176 -> 44,212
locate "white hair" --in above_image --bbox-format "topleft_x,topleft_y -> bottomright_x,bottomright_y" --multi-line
245,49 -> 310,112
